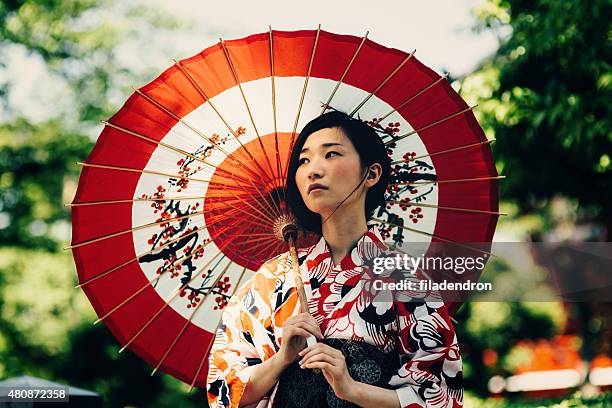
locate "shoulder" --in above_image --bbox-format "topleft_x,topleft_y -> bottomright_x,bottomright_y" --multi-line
237,245 -> 312,295
255,245 -> 313,277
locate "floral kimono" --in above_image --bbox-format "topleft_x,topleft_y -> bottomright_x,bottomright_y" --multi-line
206,224 -> 463,408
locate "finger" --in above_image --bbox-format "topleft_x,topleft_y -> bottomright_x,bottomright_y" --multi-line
284,315 -> 301,325
295,313 -> 320,325
285,316 -> 323,338
285,313 -> 312,324
300,351 -> 340,368
301,314 -> 324,334
299,320 -> 323,339
298,341 -> 324,357
298,343 -> 337,361
286,322 -> 323,340
299,342 -> 338,357
284,327 -> 313,341
298,349 -> 329,365
295,315 -> 324,336
293,313 -> 314,322
302,361 -> 334,371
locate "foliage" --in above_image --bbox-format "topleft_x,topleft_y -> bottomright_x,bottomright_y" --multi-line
0,119 -> 92,249
458,0 -> 611,228
0,0 -> 180,124
466,391 -> 612,407
0,1 -> 202,406
0,247 -> 204,407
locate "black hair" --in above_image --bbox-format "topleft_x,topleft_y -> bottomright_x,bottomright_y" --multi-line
285,110 -> 391,235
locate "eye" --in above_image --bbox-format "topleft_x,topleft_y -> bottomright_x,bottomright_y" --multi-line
298,157 -> 309,165
326,151 -> 340,158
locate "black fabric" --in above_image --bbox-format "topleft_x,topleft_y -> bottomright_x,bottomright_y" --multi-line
272,338 -> 400,408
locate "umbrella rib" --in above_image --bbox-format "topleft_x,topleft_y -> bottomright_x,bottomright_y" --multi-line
378,73 -> 450,126
133,87 -> 267,184
74,167 -> 278,227
201,196 -> 280,230
77,161 -> 277,224
101,120 -> 264,189
190,317 -> 224,392
216,38 -> 285,220
67,209 -> 204,250
246,227 -> 289,258
390,138 -> 496,165
66,194 -> 258,207
236,233 -> 279,248
156,219 -> 260,377
152,264 -> 250,377
118,251 -> 231,354
74,220 -> 214,288
320,31 -> 369,116
132,88 -> 277,194
283,24 -> 322,181
215,215 -> 274,236
215,186 -> 276,225
206,197 -> 275,230
174,60 -> 280,214
66,193 -> 262,251
391,175 -> 506,187
268,26 -> 284,187
224,215 -> 274,268
171,59 -> 238,140
385,200 -> 507,216
220,38 -> 286,218
349,49 -> 415,118
250,235 -> 285,263
102,120 -> 281,220
188,260 -> 252,392
227,231 -> 277,238
73,208 -> 269,290
93,242 -> 224,325
217,39 -> 279,189
75,161 -> 259,193
385,105 -> 477,147
372,218 -> 493,257
67,196 -> 202,207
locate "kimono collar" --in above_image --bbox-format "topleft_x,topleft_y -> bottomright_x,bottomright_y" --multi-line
307,223 -> 389,271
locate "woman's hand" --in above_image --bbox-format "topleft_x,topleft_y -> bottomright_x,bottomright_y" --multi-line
298,342 -> 357,401
277,313 -> 323,367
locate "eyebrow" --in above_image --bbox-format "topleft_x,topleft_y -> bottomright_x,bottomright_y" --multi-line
300,142 -> 343,154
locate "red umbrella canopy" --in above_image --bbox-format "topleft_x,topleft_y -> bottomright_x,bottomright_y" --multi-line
69,28 -> 500,388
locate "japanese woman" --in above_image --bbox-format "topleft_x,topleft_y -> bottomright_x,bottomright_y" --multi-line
206,110 -> 463,407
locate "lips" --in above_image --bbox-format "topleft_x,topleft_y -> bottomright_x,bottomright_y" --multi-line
308,183 -> 328,194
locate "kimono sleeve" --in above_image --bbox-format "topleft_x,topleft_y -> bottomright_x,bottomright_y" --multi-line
206,262 -> 279,408
389,300 -> 464,408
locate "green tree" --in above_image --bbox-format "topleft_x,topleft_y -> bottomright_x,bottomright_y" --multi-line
454,0 -> 612,399
0,1 -> 205,406
460,0 -> 611,237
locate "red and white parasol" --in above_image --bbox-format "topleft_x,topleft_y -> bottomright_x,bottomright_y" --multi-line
68,27 -> 502,390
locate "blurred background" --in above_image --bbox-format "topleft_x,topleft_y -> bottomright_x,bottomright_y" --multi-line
0,0 -> 610,406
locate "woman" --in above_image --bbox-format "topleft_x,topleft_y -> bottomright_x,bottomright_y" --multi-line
206,111 -> 463,407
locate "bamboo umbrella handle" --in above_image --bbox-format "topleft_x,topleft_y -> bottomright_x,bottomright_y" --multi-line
286,235 -> 317,348
287,236 -> 310,314
283,225 -> 321,373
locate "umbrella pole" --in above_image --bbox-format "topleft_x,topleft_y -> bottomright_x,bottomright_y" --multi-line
286,234 -> 310,315
282,224 -> 321,359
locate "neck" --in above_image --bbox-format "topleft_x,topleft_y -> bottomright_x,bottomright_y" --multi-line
321,206 -> 368,267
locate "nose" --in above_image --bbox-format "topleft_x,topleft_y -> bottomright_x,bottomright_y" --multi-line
307,160 -> 323,180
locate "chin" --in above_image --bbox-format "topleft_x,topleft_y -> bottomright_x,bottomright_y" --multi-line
306,201 -> 338,215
